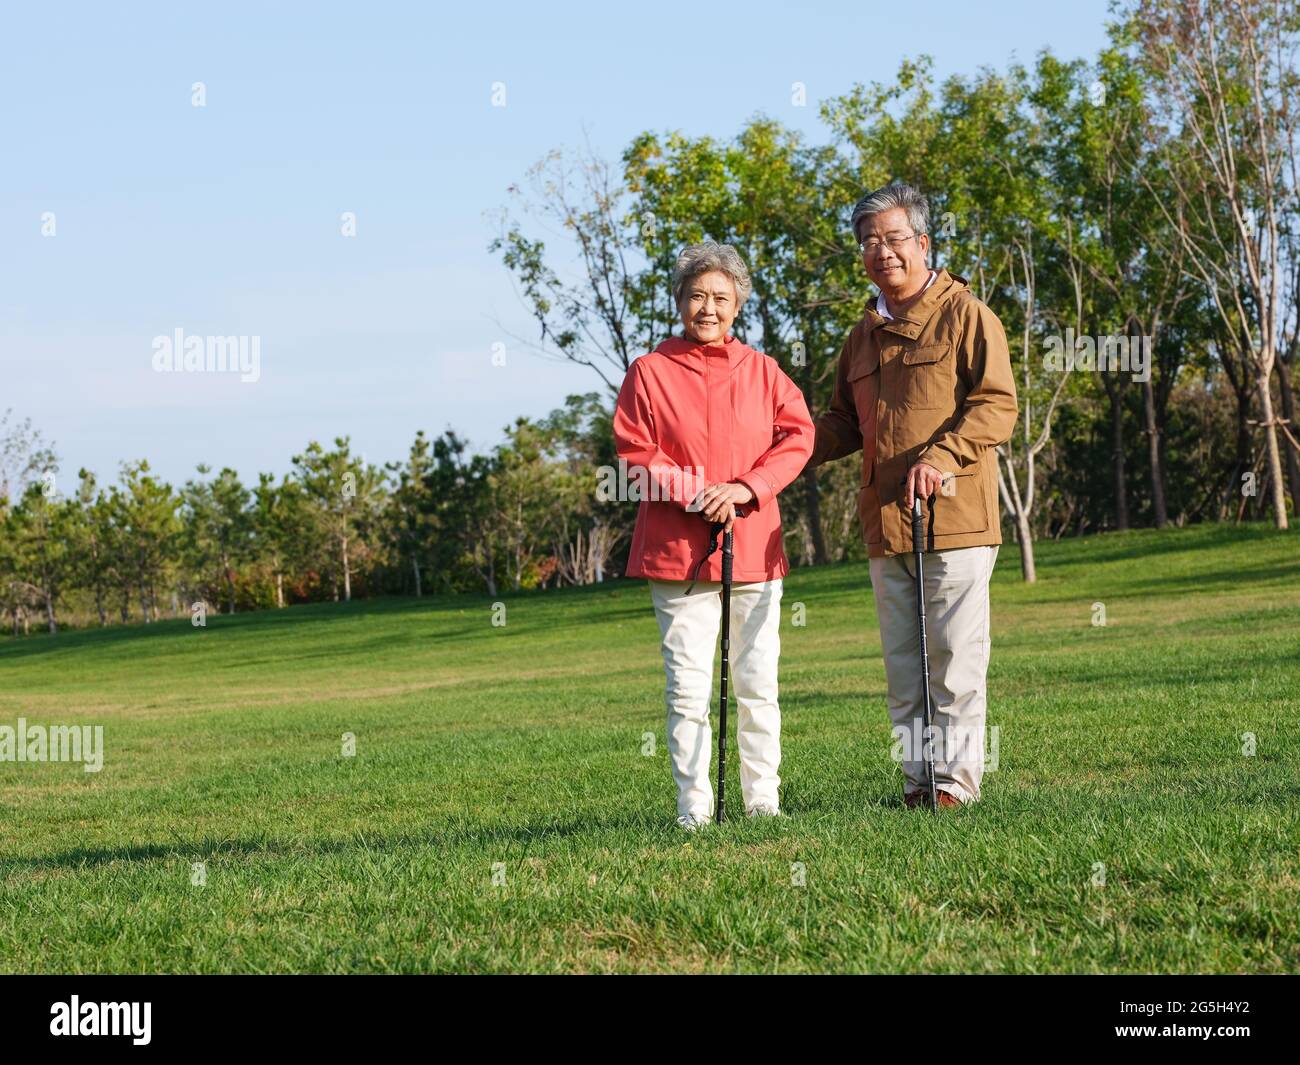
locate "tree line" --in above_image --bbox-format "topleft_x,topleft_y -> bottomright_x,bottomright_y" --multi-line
0,396 -> 630,634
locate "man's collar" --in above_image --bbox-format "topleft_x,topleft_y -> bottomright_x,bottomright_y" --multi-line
877,269 -> 937,321
866,269 -> 964,337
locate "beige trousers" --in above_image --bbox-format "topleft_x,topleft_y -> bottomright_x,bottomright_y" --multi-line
649,578 -> 783,819
869,545 -> 998,804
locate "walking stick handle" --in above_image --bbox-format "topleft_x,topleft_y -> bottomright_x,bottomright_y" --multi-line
912,495 -> 924,552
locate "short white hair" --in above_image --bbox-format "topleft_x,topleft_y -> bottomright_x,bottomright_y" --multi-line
671,241 -> 752,306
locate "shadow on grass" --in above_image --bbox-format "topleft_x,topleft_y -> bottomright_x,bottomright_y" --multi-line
0,597 -> 660,663
7,772 -> 1295,879
0,605 -> 379,662
0,812 -> 677,875
1,785 -> 932,875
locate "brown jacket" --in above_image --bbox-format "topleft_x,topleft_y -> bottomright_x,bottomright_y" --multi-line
808,270 -> 1018,557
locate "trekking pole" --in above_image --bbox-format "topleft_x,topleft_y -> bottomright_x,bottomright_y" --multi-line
717,526 -> 733,823
912,496 -> 939,814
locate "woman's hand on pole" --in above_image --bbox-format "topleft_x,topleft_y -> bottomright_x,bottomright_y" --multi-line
692,482 -> 755,530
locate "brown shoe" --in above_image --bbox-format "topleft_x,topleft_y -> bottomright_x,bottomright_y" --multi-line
904,790 -> 965,809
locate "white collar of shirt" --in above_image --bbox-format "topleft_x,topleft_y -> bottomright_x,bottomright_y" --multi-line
877,270 -> 937,321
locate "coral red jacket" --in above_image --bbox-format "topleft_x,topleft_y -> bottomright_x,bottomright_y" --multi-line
613,334 -> 814,583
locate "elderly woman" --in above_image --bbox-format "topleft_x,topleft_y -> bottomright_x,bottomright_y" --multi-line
613,241 -> 814,829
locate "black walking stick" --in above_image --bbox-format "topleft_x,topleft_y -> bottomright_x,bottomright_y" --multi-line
912,496 -> 939,814
683,511 -> 745,824
716,526 -> 733,823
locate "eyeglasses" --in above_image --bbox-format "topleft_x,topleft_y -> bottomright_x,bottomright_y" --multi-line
859,232 -> 923,255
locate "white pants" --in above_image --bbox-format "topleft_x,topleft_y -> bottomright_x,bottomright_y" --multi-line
649,578 -> 783,819
869,546 -> 998,804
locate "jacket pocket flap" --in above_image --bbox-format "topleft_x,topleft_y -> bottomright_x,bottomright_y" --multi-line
902,344 -> 950,366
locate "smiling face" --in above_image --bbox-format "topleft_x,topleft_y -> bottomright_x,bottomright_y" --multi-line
679,270 -> 738,346
858,206 -> 930,301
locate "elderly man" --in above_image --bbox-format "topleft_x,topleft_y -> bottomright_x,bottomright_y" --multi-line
806,182 -> 1018,808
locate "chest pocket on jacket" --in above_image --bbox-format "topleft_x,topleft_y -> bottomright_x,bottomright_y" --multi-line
847,347 -> 881,438
900,344 -> 953,410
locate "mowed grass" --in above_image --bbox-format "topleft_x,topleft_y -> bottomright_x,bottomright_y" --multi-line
1,524 -> 1297,974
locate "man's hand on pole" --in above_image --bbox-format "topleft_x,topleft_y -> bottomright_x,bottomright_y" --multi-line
904,462 -> 945,509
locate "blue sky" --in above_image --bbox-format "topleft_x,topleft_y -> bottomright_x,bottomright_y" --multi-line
2,0 -> 1113,488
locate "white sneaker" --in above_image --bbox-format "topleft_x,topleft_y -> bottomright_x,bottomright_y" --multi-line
676,812 -> 712,832
747,803 -> 782,818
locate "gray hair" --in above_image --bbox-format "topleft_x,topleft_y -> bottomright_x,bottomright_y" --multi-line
850,182 -> 930,242
671,241 -> 752,307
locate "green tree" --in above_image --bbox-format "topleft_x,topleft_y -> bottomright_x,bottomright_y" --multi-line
181,465 -> 253,613
1130,0 -> 1298,528
292,438 -> 387,602
251,473 -> 311,608
73,470 -> 111,626
430,431 -> 500,595
8,481 -> 78,633
386,432 -> 437,596
115,461 -> 180,624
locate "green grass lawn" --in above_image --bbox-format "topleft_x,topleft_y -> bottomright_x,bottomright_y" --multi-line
1,523 -> 1297,973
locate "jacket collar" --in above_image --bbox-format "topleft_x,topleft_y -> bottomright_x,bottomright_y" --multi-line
863,269 -> 968,340
654,334 -> 756,373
